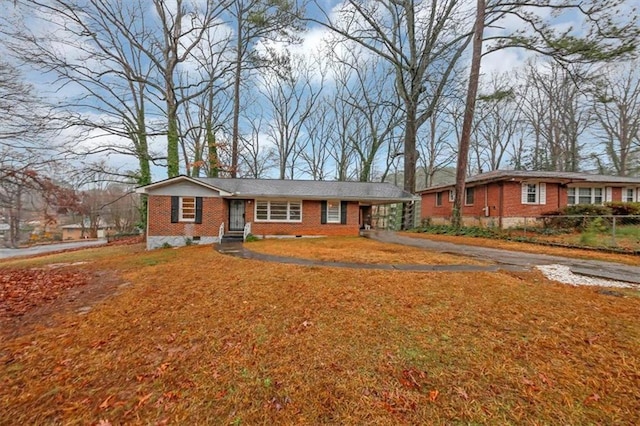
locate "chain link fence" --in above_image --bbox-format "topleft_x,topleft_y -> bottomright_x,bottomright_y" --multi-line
501,215 -> 640,252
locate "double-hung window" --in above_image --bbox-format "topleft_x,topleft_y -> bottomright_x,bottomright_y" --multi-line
171,196 -> 202,223
180,197 -> 196,221
326,200 -> 341,223
521,183 -> 546,205
567,187 -> 603,205
623,188 -> 637,202
255,200 -> 302,222
465,187 -> 474,205
435,192 -> 443,206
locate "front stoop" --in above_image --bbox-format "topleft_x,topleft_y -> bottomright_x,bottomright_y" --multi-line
221,231 -> 244,244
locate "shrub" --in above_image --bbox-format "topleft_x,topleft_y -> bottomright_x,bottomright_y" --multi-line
161,242 -> 173,249
245,233 -> 259,242
606,202 -> 640,216
562,204 -> 611,216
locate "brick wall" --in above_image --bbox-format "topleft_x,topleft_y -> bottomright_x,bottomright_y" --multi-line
421,181 -> 566,221
249,200 -> 360,237
147,196 -> 360,238
148,196 -> 225,237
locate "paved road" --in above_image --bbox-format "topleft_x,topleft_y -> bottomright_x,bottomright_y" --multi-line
0,240 -> 108,259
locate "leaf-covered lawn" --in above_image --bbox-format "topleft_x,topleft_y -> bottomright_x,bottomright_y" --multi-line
1,241 -> 639,424
246,236 -> 489,265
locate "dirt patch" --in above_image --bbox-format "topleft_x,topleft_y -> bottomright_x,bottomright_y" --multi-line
0,268 -> 127,339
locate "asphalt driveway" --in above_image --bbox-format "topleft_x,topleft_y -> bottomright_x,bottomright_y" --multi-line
0,240 -> 108,259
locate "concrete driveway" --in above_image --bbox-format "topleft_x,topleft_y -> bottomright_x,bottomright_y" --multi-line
0,240 -> 108,259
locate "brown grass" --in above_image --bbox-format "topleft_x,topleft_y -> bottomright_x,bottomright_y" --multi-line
403,232 -> 640,265
246,236 -> 489,265
1,241 -> 639,424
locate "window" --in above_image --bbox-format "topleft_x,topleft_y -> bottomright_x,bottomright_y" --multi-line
521,182 -> 546,205
171,196 -> 202,223
435,192 -> 443,206
255,200 -> 302,222
180,197 -> 196,221
624,188 -> 637,202
465,187 -> 474,205
448,190 -> 455,202
326,200 -> 341,223
567,187 -> 604,205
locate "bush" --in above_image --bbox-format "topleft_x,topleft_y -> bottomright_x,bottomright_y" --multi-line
542,204 -> 612,231
606,202 -> 640,216
245,233 -> 259,242
562,204 -> 612,216
415,224 -> 500,238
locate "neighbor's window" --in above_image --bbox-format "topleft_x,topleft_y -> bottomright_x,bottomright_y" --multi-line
526,184 -> 537,203
180,197 -> 196,221
521,182 -> 546,205
448,189 -> 455,202
435,191 -> 443,206
255,200 -> 302,222
327,200 -> 341,223
465,187 -> 474,205
567,187 -> 604,205
624,188 -> 637,202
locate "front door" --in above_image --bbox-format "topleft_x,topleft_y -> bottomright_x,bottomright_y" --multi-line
229,200 -> 246,231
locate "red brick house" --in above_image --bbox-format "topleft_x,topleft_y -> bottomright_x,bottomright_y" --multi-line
419,170 -> 640,228
136,176 -> 415,249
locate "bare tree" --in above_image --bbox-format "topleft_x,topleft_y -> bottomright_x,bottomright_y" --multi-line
309,0 -> 474,195
452,0 -> 639,227
239,112 -> 278,178
228,0 -> 303,177
471,73 -> 524,172
301,100 -> 333,180
591,60 -> 640,176
261,52 -> 324,179
518,61 -> 592,171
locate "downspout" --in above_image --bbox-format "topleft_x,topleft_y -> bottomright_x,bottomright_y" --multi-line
145,193 -> 150,247
484,184 -> 489,220
498,182 -> 504,229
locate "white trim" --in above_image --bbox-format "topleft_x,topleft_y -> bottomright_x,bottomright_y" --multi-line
521,182 -> 546,205
567,187 -> 605,205
179,196 -> 196,222
623,187 -> 638,202
326,200 -> 341,223
136,175 -> 232,196
464,187 -> 474,205
254,200 -> 303,222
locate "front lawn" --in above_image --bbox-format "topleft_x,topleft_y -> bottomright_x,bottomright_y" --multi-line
1,241 -> 639,424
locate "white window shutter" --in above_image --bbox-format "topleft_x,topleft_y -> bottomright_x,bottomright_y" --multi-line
605,187 -> 612,202
521,183 -> 528,204
539,183 -> 546,205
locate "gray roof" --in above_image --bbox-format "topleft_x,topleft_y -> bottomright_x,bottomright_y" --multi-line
138,176 -> 416,203
197,178 -> 415,202
419,170 -> 640,192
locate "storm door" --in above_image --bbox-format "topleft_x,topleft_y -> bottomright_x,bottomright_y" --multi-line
229,200 -> 246,231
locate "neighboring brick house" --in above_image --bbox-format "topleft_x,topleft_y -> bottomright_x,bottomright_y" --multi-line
419,170 -> 640,228
136,176 -> 415,249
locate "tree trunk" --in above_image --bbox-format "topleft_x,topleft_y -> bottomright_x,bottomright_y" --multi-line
231,18 -> 243,178
453,0 -> 485,229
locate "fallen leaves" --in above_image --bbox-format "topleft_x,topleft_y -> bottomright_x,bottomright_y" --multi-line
0,268 -> 89,320
1,241 -> 639,425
